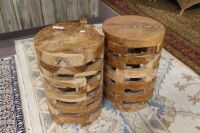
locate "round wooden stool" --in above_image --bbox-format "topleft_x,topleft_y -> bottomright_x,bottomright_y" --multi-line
34,22 -> 104,126
103,15 -> 165,112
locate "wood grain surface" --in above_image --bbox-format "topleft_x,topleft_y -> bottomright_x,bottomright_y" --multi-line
34,22 -> 104,126
34,23 -> 104,68
103,15 -> 165,112
103,15 -> 165,47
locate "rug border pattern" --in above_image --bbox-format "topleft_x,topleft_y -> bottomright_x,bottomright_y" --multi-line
0,56 -> 25,133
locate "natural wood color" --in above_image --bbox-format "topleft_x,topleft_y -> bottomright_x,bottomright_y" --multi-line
104,77 -> 155,111
45,79 -> 103,103
105,89 -> 147,112
48,100 -> 102,126
47,71 -> 101,88
106,52 -> 160,69
45,84 -> 103,126
43,75 -> 87,89
103,15 -> 165,112
105,64 -> 158,82
106,40 -> 163,54
103,15 -> 165,47
105,77 -> 156,94
38,51 -> 104,77
34,23 -> 104,68
48,93 -> 102,114
34,22 -> 104,126
39,57 -> 103,76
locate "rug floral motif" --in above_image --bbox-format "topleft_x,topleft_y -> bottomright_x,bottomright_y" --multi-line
0,56 -> 25,133
15,25 -> 200,133
102,0 -> 200,76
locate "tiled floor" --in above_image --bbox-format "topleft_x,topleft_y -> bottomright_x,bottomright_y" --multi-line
0,1 -> 118,59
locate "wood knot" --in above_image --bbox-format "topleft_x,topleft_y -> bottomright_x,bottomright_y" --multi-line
56,57 -> 69,67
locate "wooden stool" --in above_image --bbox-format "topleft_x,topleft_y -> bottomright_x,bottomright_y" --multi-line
103,15 -> 165,112
34,22 -> 104,126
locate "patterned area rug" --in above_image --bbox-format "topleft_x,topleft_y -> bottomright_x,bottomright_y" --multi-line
0,56 -> 25,133
15,24 -> 200,133
102,0 -> 200,75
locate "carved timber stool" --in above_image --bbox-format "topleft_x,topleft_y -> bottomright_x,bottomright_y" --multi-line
103,15 -> 165,112
34,22 -> 104,126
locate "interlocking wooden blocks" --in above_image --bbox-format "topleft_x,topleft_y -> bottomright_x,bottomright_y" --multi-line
34,22 -> 104,126
103,15 -> 165,112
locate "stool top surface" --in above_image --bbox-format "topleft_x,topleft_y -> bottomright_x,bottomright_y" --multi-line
103,15 -> 165,46
34,23 -> 104,54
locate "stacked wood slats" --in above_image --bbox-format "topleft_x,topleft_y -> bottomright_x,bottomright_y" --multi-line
103,15 -> 165,112
0,0 -> 99,33
34,22 -> 104,126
